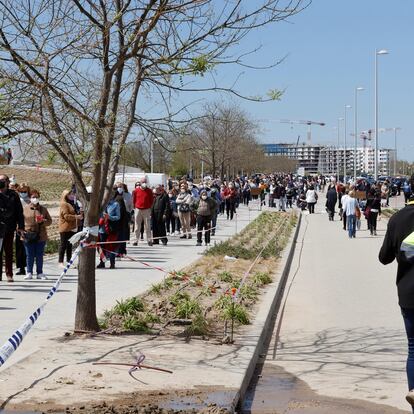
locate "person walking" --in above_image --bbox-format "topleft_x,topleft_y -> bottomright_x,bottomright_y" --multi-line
176,183 -> 192,239
223,182 -> 236,220
196,190 -> 216,246
132,177 -> 153,246
151,185 -> 170,245
342,190 -> 358,238
15,183 -> 31,275
306,185 -> 318,214
0,174 -> 24,282
404,180 -> 412,204
6,148 -> 12,165
97,188 -> 122,269
325,184 -> 338,221
22,190 -> 52,280
58,190 -> 83,268
365,188 -> 381,236
379,184 -> 414,411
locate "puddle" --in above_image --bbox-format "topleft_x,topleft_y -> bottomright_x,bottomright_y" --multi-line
159,389 -> 234,411
242,364 -> 410,414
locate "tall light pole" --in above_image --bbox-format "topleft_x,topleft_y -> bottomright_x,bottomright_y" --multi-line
354,87 -> 364,179
337,118 -> 344,180
150,137 -> 154,173
344,105 -> 352,180
374,49 -> 389,181
380,127 -> 401,176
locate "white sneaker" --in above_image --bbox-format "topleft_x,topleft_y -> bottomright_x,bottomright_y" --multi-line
24,273 -> 33,280
37,274 -> 48,280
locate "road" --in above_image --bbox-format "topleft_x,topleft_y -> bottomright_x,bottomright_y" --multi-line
0,202 -> 260,371
244,194 -> 411,413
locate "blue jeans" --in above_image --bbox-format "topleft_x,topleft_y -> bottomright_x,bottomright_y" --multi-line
347,214 -> 356,238
402,308 -> 414,395
24,241 -> 46,274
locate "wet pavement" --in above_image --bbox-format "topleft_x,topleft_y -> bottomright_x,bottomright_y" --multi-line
242,364 -> 410,413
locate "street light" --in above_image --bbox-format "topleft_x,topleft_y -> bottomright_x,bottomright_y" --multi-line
354,87 -> 364,179
374,48 -> 389,180
344,105 -> 352,180
337,118 -> 344,180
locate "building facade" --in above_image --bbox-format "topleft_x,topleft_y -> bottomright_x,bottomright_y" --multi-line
263,143 -> 395,176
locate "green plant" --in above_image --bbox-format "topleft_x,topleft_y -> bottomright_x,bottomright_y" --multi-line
222,302 -> 250,325
175,298 -> 201,319
253,272 -> 272,286
163,277 -> 174,289
113,297 -> 144,316
169,291 -> 190,306
186,312 -> 209,336
122,315 -> 149,332
45,239 -> 60,255
191,274 -> 204,287
240,283 -> 258,301
144,312 -> 161,325
150,283 -> 163,295
218,271 -> 233,283
214,294 -> 233,310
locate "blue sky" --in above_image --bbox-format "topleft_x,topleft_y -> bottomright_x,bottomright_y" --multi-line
187,0 -> 414,161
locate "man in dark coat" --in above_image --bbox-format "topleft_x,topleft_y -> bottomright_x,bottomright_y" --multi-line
0,174 -> 24,282
151,185 -> 170,245
325,183 -> 338,221
379,178 -> 414,407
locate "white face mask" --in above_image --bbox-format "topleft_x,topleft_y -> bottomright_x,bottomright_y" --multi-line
180,189 -> 186,193
31,197 -> 39,205
141,183 -> 147,189
201,195 -> 207,200
189,185 -> 193,190
117,187 -> 124,194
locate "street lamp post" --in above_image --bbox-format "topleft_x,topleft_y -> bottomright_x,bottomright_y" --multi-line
374,49 -> 389,181
344,105 -> 352,180
393,127 -> 401,176
337,118 -> 344,180
354,87 -> 364,179
150,137 -> 154,173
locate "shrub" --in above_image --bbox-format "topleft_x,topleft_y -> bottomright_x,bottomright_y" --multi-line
113,297 -> 144,316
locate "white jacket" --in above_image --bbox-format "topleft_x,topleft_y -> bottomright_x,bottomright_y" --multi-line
306,189 -> 317,203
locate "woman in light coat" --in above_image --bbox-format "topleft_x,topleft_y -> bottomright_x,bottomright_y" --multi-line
306,185 -> 318,214
176,183 -> 193,239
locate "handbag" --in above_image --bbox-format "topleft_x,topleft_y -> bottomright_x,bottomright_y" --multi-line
179,203 -> 190,213
363,206 -> 371,219
25,231 -> 40,243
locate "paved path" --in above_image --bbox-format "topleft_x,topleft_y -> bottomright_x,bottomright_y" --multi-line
245,193 -> 411,413
0,203 -> 260,370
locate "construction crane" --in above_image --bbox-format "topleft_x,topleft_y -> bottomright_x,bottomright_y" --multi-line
260,119 -> 326,143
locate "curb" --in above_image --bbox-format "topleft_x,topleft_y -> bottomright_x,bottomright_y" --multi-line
231,211 -> 303,412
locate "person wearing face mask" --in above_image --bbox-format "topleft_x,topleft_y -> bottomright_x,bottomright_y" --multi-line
196,190 -> 216,246
132,177 -> 154,246
15,183 -> 31,275
166,190 -> 179,235
0,174 -> 24,282
223,182 -> 236,220
151,185 -> 170,245
176,184 -> 193,239
58,189 -> 83,268
22,190 -> 52,280
116,182 -> 133,245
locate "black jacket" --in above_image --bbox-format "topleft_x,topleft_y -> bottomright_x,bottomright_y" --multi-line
325,188 -> 337,211
0,189 -> 24,233
379,203 -> 414,308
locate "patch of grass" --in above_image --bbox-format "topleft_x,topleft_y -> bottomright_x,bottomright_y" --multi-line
163,277 -> 174,289
222,301 -> 250,325
149,283 -> 163,295
218,271 -> 233,283
175,297 -> 201,319
113,297 -> 144,316
186,312 -> 209,336
253,272 -> 272,286
45,239 -> 59,255
191,274 -> 204,287
169,291 -> 190,306
239,283 -> 258,301
122,315 -> 150,333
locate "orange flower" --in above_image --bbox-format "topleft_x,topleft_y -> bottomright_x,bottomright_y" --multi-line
231,287 -> 237,296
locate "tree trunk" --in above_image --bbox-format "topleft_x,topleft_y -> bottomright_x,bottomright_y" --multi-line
74,244 -> 99,332
74,205 -> 100,332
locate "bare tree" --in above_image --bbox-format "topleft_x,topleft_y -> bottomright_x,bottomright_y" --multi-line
0,0 -> 309,331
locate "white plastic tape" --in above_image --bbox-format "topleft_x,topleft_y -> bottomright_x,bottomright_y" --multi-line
69,225 -> 99,245
0,244 -> 82,367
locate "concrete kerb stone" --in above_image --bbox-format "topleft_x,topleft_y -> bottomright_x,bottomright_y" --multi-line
231,211 -> 302,412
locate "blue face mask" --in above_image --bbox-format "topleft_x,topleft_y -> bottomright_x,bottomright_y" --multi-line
19,192 -> 28,198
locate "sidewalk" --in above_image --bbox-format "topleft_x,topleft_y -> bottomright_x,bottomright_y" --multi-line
249,197 -> 409,412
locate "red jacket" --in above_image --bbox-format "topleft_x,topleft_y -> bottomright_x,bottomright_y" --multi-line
132,187 -> 154,209
223,188 -> 236,199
